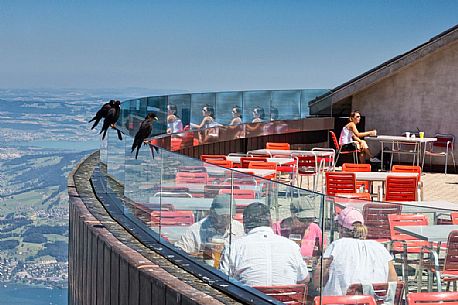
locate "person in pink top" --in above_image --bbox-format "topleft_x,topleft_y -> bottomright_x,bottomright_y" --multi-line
273,200 -> 324,257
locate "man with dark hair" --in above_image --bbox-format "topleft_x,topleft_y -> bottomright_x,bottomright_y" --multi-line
219,202 -> 309,286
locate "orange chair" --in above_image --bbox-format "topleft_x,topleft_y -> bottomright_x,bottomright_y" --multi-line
255,284 -> 306,305
240,157 -> 268,168
330,130 -> 359,165
407,292 -> 458,305
296,155 -> 321,191
175,172 -> 208,184
266,142 -> 291,150
325,172 -> 357,196
150,210 -> 195,226
218,189 -> 256,199
385,175 -> 418,202
392,164 -> 423,200
315,295 -> 377,305
347,282 -> 405,305
248,161 -> 278,180
200,155 -> 227,162
388,214 -> 431,287
362,203 -> 401,242
342,163 -> 372,192
451,213 -> 458,225
206,159 -> 233,168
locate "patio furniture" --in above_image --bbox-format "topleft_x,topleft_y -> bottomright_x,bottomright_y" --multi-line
329,130 -> 359,165
314,295 -> 377,305
200,154 -> 227,162
389,132 -> 420,169
150,210 -> 195,226
218,189 -> 256,199
255,284 -> 307,305
342,163 -> 372,192
363,203 -> 401,243
407,291 -> 458,305
175,172 -> 209,184
325,172 -> 357,196
248,162 -> 278,180
424,134 -> 456,174
312,147 -> 336,172
391,165 -> 423,200
206,159 -> 234,168
346,282 -> 405,305
240,156 -> 268,168
385,175 -> 418,202
295,154 -> 321,191
266,142 -> 291,150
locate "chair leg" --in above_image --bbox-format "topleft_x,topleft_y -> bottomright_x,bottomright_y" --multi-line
445,154 -> 448,175
452,153 -> 457,173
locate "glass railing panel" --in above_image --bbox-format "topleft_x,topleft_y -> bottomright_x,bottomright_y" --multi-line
301,89 -> 329,118
168,94 -> 191,130
147,96 -> 168,136
216,91 -> 243,126
106,127 -> 125,189
122,97 -> 148,137
242,90 -> 271,124
190,93 -> 217,128
119,99 -> 131,131
271,90 -> 301,120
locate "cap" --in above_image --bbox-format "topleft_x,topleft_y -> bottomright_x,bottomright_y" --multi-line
210,194 -> 236,215
290,199 -> 315,219
336,207 -> 364,230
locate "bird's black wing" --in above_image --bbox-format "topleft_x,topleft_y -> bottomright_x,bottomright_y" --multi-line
89,102 -> 112,129
100,108 -> 117,140
132,120 -> 152,159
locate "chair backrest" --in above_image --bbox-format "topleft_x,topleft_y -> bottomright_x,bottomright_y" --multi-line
329,130 -> 341,150
392,165 -> 422,181
218,189 -> 256,199
177,166 -> 207,173
363,203 -> 402,241
240,157 -> 268,168
385,176 -> 418,202
206,159 -> 234,168
150,210 -> 195,226
255,284 -> 307,305
266,142 -> 291,150
407,291 -> 458,305
248,161 -> 278,171
315,295 -> 377,305
347,282 -> 405,305
433,134 -> 455,149
296,155 -> 319,171
343,163 -> 371,172
175,172 -> 209,184
444,230 -> 458,271
200,154 -> 227,162
204,185 -> 240,198
451,212 -> 458,225
325,172 -> 357,196
388,214 -> 428,241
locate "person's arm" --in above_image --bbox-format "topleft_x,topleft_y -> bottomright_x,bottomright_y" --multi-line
312,257 -> 333,289
387,260 -> 398,282
191,116 -> 211,129
348,122 -> 376,139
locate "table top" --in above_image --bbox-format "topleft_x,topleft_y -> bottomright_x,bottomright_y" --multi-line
367,135 -> 437,143
232,168 -> 277,178
248,149 -> 334,157
226,156 -> 294,165
353,171 -> 419,181
148,197 -> 265,210
394,225 -> 458,242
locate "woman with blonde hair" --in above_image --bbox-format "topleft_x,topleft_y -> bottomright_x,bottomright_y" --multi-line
339,111 -> 377,163
313,207 -> 397,296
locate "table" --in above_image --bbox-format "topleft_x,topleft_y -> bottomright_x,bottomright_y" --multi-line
366,135 -> 437,171
232,168 -> 277,179
394,225 -> 458,242
353,171 -> 418,182
247,149 -> 334,158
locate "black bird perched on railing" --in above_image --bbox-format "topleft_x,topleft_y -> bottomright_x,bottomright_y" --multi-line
100,100 -> 122,140
89,100 -> 115,130
131,112 -> 158,159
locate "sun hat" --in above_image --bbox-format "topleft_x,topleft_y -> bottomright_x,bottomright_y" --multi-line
210,194 -> 236,215
336,207 -> 364,230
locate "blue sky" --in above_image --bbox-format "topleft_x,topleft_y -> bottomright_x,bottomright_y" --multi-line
0,1 -> 456,92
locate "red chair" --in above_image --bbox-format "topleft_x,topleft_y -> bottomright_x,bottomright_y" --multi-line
424,133 -> 456,175
240,157 -> 268,168
218,189 -> 256,199
388,214 -> 431,287
385,175 -> 418,202
330,130 -> 359,165
314,295 -> 377,305
204,185 -> 240,198
206,159 -> 233,168
346,282 -> 405,305
175,172 -> 209,184
266,142 -> 291,150
200,155 -> 227,162
150,210 -> 195,226
392,165 -> 423,200
451,213 -> 458,225
342,163 -> 372,192
362,203 -> 401,242
325,172 -> 357,196
296,155 -> 321,191
407,291 -> 458,305
248,162 -> 277,180
255,284 -> 307,305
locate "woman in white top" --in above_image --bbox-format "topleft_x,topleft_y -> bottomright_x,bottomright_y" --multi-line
190,105 -> 219,129
166,104 -> 183,134
313,207 -> 397,296
230,106 -> 242,125
339,111 -> 377,163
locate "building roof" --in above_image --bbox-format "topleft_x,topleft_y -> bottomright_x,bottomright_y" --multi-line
309,24 -> 458,114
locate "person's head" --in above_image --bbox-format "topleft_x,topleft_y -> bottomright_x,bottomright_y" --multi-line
349,111 -> 361,124
145,112 -> 158,121
168,104 -> 178,116
202,104 -> 215,119
289,200 -> 315,228
270,106 -> 279,120
336,207 -> 367,239
243,202 -> 271,233
208,194 -> 235,231
232,106 -> 242,118
253,106 -> 265,120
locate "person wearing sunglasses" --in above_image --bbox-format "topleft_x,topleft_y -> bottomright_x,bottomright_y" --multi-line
339,110 -> 377,163
229,105 -> 242,126
190,104 -> 219,129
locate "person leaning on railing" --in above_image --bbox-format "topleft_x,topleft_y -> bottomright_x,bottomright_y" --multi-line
312,207 -> 397,296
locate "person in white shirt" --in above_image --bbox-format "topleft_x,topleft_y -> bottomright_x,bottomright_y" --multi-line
220,202 -> 309,286
174,194 -> 244,255
313,207 -> 397,296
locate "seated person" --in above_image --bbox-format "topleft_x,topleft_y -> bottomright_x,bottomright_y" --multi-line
274,200 -> 324,257
190,105 -> 220,129
230,105 -> 243,125
339,110 -> 377,163
252,106 -> 265,123
175,194 -> 244,255
220,202 -> 309,286
313,207 -> 397,296
167,104 -> 183,134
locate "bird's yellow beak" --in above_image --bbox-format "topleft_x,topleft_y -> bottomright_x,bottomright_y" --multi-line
154,117 -> 158,120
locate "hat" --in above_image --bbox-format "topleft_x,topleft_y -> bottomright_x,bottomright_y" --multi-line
210,194 -> 236,215
290,199 -> 316,219
336,207 -> 364,230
